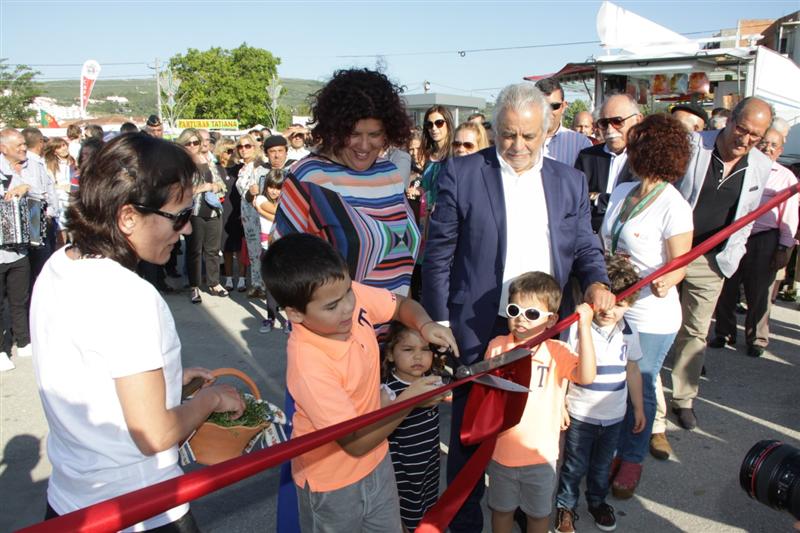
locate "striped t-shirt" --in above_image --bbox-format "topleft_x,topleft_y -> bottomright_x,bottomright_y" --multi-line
566,318 -> 642,426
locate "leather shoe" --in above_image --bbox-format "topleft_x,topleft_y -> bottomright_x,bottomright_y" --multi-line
649,432 -> 672,460
708,335 -> 735,348
747,345 -> 765,358
672,406 -> 697,430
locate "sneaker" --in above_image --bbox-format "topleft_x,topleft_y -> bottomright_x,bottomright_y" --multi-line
708,335 -> 735,349
649,432 -> 672,460
223,277 -> 234,291
259,319 -> 273,334
588,503 -> 617,531
747,345 -> 765,358
555,507 -> 577,533
237,278 -> 247,292
0,352 -> 14,372
16,343 -> 33,358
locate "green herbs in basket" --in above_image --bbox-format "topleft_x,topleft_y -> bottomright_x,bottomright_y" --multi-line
207,394 -> 270,428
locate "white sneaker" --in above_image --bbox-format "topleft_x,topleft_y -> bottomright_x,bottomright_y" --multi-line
223,277 -> 234,291
237,278 -> 247,292
259,319 -> 273,334
0,352 -> 14,372
16,343 -> 33,358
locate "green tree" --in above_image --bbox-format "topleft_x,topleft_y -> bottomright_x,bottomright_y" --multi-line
563,99 -> 589,130
169,44 -> 290,129
0,59 -> 41,127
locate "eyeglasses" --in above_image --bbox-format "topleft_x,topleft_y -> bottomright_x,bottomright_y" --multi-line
452,141 -> 476,150
733,122 -> 764,143
757,140 -> 780,151
425,119 -> 446,129
237,144 -> 253,150
550,102 -> 564,111
254,137 -> 263,142
132,204 -> 193,231
506,303 -> 552,322
596,114 -> 638,130
224,148 -> 234,155
184,139 -> 201,147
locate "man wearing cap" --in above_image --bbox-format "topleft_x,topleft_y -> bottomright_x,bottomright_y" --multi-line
143,115 -> 164,138
709,127 -> 798,357
575,93 -> 640,232
671,103 -> 708,133
535,78 -> 592,166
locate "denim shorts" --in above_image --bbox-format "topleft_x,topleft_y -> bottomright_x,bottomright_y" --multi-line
296,453 -> 402,533
487,459 -> 557,518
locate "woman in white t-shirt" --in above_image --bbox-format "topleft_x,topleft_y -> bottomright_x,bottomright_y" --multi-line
599,114 -> 694,499
30,134 -> 245,532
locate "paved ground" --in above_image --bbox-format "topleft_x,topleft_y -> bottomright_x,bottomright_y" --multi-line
1,279 -> 799,532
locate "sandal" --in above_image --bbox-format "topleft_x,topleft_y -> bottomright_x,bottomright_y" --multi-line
191,288 -> 202,304
611,461 -> 643,500
209,285 -> 229,297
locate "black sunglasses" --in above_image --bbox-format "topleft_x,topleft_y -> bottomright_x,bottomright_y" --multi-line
132,203 -> 193,231
452,141 -> 476,150
184,139 -> 201,147
506,303 -> 552,322
425,119 -> 446,129
596,114 -> 637,130
237,143 -> 253,150
224,148 -> 234,155
550,102 -> 564,111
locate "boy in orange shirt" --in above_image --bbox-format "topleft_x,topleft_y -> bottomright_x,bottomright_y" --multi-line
485,271 -> 595,533
261,233 -> 458,533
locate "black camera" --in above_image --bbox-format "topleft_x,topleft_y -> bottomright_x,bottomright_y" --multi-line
740,440 -> 800,520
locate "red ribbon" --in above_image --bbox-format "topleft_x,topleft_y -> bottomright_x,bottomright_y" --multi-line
417,179 -> 800,531
17,181 -> 800,533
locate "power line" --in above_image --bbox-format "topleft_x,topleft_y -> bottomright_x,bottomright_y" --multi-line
7,62 -> 149,67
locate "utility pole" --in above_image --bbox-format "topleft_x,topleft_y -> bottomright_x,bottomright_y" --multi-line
155,58 -> 162,122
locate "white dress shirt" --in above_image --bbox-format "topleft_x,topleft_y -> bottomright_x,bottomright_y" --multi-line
603,144 -> 628,194
497,150 -> 553,315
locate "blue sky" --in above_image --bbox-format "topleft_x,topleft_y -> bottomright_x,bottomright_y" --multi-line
1,0 -> 797,103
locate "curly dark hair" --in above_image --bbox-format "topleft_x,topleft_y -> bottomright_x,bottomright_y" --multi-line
605,254 -> 641,306
626,113 -> 691,183
310,68 -> 412,157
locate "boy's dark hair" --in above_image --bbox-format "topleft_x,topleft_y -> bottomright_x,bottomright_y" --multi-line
508,271 -> 562,313
606,255 -> 640,305
261,233 -> 349,312
381,322 -> 445,381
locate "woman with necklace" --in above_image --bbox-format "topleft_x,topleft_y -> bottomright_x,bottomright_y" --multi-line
599,113 -> 694,499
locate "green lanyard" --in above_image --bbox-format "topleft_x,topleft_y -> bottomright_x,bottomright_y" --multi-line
609,182 -> 667,254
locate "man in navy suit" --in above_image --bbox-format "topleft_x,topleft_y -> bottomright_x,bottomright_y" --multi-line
422,83 -> 614,532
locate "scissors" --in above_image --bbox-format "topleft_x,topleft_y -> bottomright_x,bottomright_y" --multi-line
430,344 -> 532,393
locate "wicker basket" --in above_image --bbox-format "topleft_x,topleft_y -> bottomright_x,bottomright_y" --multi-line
188,368 -> 270,465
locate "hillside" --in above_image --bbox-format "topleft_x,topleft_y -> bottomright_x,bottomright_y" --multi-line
39,77 -> 324,120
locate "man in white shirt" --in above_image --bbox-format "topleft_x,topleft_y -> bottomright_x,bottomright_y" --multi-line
575,94 -> 641,232
286,128 -> 310,161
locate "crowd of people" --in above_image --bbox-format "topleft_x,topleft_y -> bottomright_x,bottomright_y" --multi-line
1,66 -> 798,533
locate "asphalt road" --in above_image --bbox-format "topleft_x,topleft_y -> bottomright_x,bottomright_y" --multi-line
1,279 -> 799,532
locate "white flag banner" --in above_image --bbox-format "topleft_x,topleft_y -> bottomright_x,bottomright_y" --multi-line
80,60 -> 102,118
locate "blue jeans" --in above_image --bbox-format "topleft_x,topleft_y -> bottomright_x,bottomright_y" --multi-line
616,331 -> 676,463
555,417 -> 622,510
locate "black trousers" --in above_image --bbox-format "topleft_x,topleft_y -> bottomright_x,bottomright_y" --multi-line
28,220 -> 57,290
446,314 -> 510,532
46,503 -> 200,532
0,255 -> 31,349
186,216 -> 222,288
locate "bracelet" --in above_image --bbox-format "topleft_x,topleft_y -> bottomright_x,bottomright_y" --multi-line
418,320 -> 435,332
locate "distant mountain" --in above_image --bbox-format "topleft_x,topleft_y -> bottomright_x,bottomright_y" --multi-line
38,77 -> 324,119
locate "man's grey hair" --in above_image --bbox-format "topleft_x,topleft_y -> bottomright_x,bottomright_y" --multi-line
771,117 -> 790,141
494,83 -> 550,135
600,92 -> 641,116
0,128 -> 23,148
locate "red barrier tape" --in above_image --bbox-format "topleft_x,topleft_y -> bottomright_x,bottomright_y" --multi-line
17,181 -> 800,533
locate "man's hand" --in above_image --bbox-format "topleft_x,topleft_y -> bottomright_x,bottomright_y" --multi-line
770,247 -> 793,271
4,184 -> 30,200
420,322 -> 459,358
584,282 -> 615,313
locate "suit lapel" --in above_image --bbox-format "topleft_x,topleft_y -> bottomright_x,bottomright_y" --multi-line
482,150 -> 507,263
541,159 -> 563,283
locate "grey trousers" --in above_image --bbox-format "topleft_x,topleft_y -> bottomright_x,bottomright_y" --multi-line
714,229 -> 779,348
670,253 -> 725,409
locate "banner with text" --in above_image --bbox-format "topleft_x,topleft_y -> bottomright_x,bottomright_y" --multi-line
176,119 -> 239,130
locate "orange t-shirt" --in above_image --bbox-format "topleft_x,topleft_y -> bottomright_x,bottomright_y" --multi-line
286,282 -> 397,492
485,335 -> 578,467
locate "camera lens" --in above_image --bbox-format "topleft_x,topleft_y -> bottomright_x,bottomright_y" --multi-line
740,440 -> 800,519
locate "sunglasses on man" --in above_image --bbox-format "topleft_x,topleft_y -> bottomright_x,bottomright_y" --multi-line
132,204 -> 193,231
506,303 -> 553,322
596,114 -> 637,130
425,119 -> 446,129
550,102 -> 564,111
452,141 -> 476,150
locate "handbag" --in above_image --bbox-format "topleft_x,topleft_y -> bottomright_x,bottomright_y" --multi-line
203,191 -> 223,210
